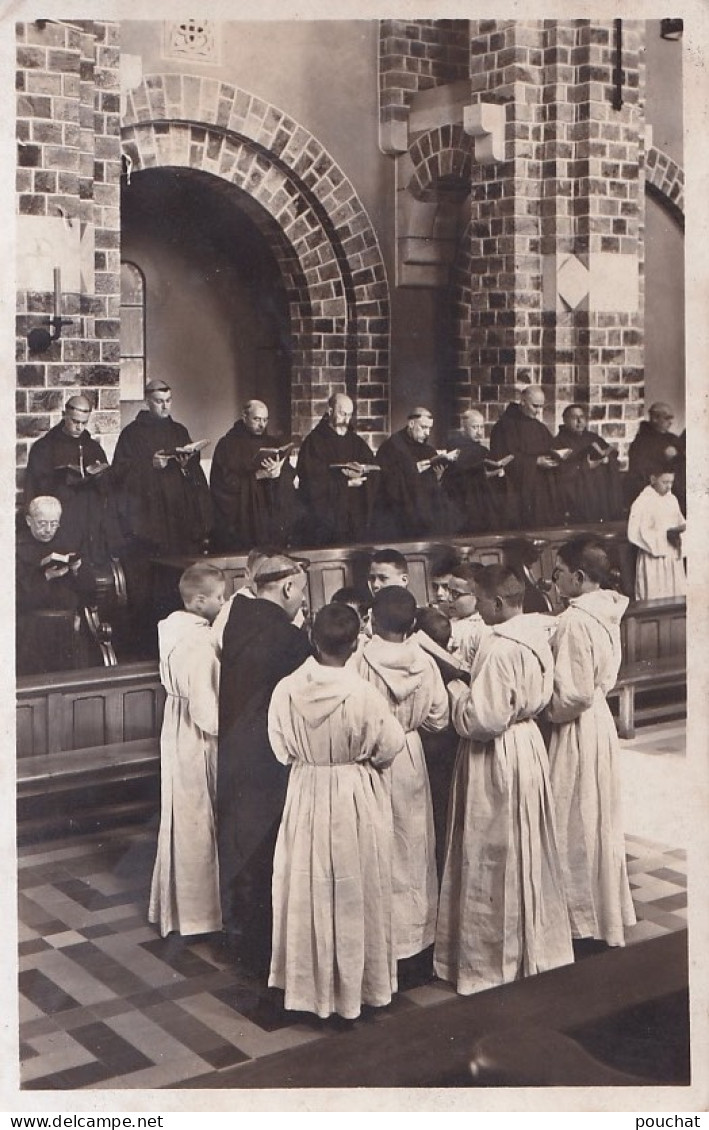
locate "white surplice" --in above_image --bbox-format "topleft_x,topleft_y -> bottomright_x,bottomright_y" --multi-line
547,588 -> 637,945
148,610 -> 222,937
354,636 -> 449,959
267,657 -> 406,1019
434,613 -> 574,995
449,610 -> 491,672
627,485 -> 687,600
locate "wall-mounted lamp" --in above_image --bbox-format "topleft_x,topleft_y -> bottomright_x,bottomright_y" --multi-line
660,19 -> 683,40
27,268 -> 72,354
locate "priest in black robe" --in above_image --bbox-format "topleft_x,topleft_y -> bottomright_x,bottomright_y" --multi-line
112,380 -> 213,651
23,395 -> 119,567
16,496 -> 95,674
552,404 -> 625,524
442,408 -> 514,533
296,393 -> 377,546
217,553 -> 312,974
627,402 -> 683,505
489,385 -> 561,529
210,400 -> 292,551
371,407 -> 455,540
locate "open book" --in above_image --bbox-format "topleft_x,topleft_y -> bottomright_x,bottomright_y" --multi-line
414,630 -> 471,684
483,454 -> 515,470
57,461 -> 110,480
40,551 -> 80,568
255,442 -> 294,463
156,440 -> 210,461
416,449 -> 460,473
330,462 -> 380,473
547,447 -> 575,463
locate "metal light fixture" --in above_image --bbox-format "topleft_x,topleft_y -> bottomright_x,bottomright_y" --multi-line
27,267 -> 72,354
660,19 -> 683,40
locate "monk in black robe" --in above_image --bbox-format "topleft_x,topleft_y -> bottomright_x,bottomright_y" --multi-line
627,402 -> 683,505
489,386 -> 561,529
210,400 -> 291,551
217,554 -> 311,974
16,496 -> 95,674
23,395 -> 119,567
552,404 -> 625,523
112,381 -> 213,652
372,408 -> 455,540
442,408 -> 513,533
296,393 -> 377,546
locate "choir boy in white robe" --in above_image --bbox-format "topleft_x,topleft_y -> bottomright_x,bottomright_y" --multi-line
548,537 -> 636,950
627,468 -> 687,600
446,561 -> 490,671
434,565 -> 573,995
149,563 -> 225,938
267,604 -> 407,1020
354,586 -> 449,984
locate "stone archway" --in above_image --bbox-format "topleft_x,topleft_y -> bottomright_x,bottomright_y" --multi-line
645,145 -> 685,226
121,75 -> 391,446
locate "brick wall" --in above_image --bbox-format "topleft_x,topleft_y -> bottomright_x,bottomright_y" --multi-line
16,19 -> 121,500
379,19 -> 469,132
450,19 -> 646,457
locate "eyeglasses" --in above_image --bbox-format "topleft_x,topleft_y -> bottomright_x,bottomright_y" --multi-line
447,587 -> 470,599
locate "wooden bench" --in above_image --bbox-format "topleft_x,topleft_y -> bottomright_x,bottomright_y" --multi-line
611,654 -> 687,739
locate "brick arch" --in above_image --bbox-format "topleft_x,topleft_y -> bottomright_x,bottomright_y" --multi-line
121,75 -> 390,445
407,125 -> 472,202
645,145 -> 684,226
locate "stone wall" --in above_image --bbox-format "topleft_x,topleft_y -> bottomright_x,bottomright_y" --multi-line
16,19 -> 122,500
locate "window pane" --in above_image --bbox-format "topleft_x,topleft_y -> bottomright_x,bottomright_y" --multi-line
121,356 -> 145,401
121,261 -> 144,305
120,306 -> 144,356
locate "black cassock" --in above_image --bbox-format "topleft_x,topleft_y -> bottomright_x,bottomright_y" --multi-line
217,596 -> 312,968
372,428 -> 451,540
296,416 -> 376,546
490,403 -> 560,529
552,425 -> 625,524
16,528 -> 95,674
23,424 -> 121,566
112,410 -> 213,556
210,421 -> 292,551
627,421 -> 684,504
442,436 -> 513,533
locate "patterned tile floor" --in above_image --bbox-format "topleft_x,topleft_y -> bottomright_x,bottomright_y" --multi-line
16,722 -> 688,1091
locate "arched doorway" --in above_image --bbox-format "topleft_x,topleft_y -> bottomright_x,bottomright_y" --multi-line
121,167 -> 293,460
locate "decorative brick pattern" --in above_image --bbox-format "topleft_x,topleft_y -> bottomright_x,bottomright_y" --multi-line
15,20 -> 121,499
122,75 -> 390,446
448,19 -> 647,458
646,145 -> 684,224
406,125 -> 471,202
379,19 -> 469,129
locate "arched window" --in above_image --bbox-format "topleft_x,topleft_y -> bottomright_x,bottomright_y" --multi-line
120,261 -> 146,401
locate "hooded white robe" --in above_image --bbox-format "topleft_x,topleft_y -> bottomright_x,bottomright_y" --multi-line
267,657 -> 406,1019
434,613 -> 574,995
449,610 -> 491,672
547,588 -> 636,945
627,485 -> 687,600
148,610 -> 221,937
354,636 -> 449,959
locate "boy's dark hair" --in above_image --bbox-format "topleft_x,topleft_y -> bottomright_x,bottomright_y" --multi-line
557,536 -> 611,586
474,564 -> 525,606
330,586 -> 372,617
648,462 -> 674,481
179,562 -> 226,604
414,605 -> 451,649
371,586 -> 417,635
430,547 -> 460,579
451,560 -> 485,587
311,603 -> 360,658
370,548 -> 408,574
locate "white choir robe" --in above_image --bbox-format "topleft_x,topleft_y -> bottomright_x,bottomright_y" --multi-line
449,611 -> 491,672
149,610 -> 221,937
547,588 -> 636,946
627,485 -> 687,600
354,636 -> 449,959
267,657 -> 406,1020
434,613 -> 574,995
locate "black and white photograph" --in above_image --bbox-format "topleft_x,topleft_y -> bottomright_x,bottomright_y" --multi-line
3,2 -> 708,1116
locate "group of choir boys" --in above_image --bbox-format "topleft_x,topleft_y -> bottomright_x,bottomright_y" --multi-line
147,531 -> 642,1023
